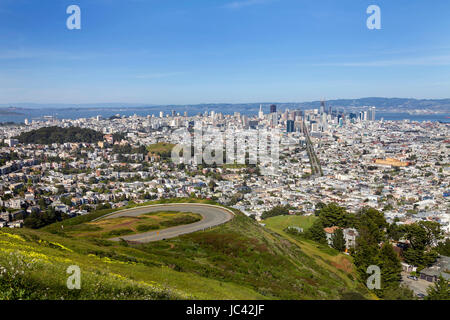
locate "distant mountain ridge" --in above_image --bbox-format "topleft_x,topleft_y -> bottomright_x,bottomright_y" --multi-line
0,107 -> 24,115
1,98 -> 449,115
296,97 -> 450,113
162,98 -> 450,114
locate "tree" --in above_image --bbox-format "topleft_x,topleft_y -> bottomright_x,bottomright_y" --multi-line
403,248 -> 438,269
382,285 -> 415,300
436,238 -> 450,256
403,222 -> 440,268
314,202 -> 326,216
38,198 -> 47,209
353,224 -> 380,282
317,203 -> 348,227
15,126 -> 104,144
387,222 -> 405,242
305,220 -> 327,244
261,206 -> 290,220
425,276 -> 450,300
23,207 -> 63,229
331,228 -> 346,252
419,221 -> 443,246
356,207 -> 387,243
60,197 -> 72,206
378,243 -> 402,294
24,212 -> 42,229
208,180 -> 217,192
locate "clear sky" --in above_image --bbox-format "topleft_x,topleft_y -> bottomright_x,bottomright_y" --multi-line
1,0 -> 449,104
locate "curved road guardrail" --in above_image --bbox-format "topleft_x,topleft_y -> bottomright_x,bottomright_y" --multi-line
94,203 -> 234,243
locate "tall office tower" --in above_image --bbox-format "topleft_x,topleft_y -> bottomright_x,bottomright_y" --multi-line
321,113 -> 327,127
24,118 -> 29,125
171,110 -> 176,117
184,111 -> 188,117
159,111 -> 164,118
320,99 -> 326,114
271,112 -> 277,126
366,108 -> 371,121
286,120 -> 295,133
370,106 -> 376,121
242,115 -> 249,127
363,111 -> 368,121
258,104 -> 264,119
270,104 -> 277,114
288,111 -> 295,121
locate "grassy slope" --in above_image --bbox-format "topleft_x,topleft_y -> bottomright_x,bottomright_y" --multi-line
263,215 -> 378,299
263,215 -> 318,231
146,142 -> 176,155
0,200 -> 372,300
65,211 -> 202,239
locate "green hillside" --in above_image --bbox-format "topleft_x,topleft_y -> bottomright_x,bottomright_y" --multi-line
15,126 -> 104,144
0,200 -> 372,300
263,215 -> 369,295
63,211 -> 202,239
146,142 -> 176,158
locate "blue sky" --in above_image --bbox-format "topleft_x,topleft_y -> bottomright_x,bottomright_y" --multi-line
0,0 -> 449,104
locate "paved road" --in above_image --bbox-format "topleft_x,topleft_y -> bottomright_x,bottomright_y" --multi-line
401,272 -> 432,296
96,203 -> 234,243
302,120 -> 322,177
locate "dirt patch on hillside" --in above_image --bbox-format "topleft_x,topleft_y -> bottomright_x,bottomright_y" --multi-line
331,257 -> 354,273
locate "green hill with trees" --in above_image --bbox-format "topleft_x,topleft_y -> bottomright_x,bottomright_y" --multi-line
266,203 -> 449,300
15,126 -> 104,144
0,199 -> 372,300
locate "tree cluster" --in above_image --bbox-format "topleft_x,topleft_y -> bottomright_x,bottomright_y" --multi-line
15,126 -> 104,144
261,205 -> 290,220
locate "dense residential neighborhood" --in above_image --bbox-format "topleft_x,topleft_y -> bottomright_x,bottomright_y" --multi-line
0,105 -> 449,299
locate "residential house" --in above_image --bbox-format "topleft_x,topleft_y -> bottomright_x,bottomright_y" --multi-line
419,256 -> 450,282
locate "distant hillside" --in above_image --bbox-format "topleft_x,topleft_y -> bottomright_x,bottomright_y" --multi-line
0,199 -> 372,300
15,126 -> 104,144
145,98 -> 450,115
296,97 -> 450,113
182,98 -> 450,114
0,108 -> 23,115
2,98 -> 449,121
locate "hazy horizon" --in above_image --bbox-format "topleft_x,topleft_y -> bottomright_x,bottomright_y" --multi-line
2,97 -> 450,109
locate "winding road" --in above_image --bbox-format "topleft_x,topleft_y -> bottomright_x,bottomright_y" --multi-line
94,203 -> 234,243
